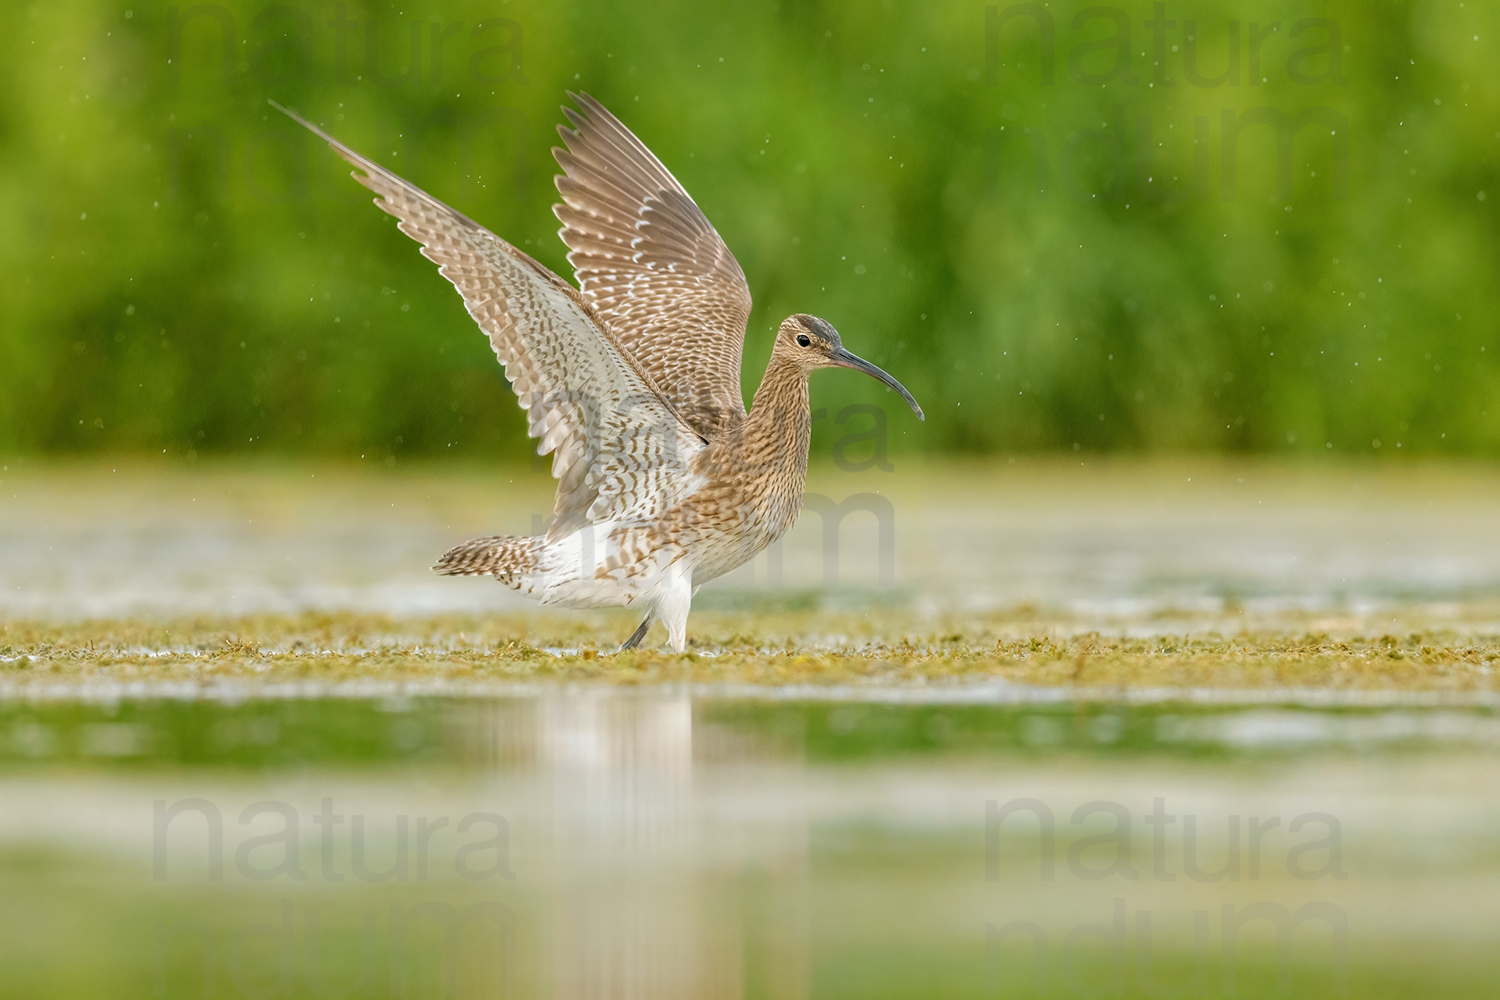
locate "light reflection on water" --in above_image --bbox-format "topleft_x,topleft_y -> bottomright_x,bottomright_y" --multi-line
4,462 -> 1499,994
4,461 -> 1500,624
1,693 -> 1497,998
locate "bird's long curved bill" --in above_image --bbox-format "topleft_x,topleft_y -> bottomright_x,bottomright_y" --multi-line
830,348 -> 925,420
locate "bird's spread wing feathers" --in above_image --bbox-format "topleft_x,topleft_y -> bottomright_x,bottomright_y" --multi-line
552,92 -> 752,440
274,102 -> 706,539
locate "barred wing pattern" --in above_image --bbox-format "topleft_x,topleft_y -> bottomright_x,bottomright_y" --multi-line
553,92 -> 753,441
275,103 -> 707,540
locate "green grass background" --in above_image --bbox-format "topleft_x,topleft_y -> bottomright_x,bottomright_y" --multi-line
3,0 -> 1497,459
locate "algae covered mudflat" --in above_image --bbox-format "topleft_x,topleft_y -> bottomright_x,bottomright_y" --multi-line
4,458 -> 1500,693
3,608 -> 1499,695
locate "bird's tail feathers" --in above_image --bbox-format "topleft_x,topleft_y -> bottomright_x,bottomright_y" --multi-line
433,535 -> 540,577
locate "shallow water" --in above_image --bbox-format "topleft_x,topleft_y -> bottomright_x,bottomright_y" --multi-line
1,692 -> 1497,998
3,460 -> 1497,996
4,459 -> 1500,629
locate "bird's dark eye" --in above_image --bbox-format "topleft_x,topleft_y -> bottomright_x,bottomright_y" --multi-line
796,334 -> 811,347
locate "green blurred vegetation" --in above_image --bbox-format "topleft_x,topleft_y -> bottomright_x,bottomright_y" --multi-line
1,0 -> 1496,459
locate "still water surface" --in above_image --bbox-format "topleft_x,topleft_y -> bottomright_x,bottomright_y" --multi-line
1,692 -> 1496,998
2,460 -> 1497,995
5,460 -> 1500,625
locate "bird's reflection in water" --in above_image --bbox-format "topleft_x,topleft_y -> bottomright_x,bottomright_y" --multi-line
471,692 -> 810,999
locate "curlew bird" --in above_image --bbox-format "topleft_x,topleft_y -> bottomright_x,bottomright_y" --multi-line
273,95 -> 923,652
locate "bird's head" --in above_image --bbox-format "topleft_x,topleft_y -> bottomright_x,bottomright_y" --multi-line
776,314 -> 924,420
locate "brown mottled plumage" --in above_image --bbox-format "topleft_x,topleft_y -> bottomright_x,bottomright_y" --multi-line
273,95 -> 923,652
554,93 -> 752,443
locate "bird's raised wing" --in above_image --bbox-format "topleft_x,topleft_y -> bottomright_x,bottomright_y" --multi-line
552,92 -> 752,441
274,102 -> 706,540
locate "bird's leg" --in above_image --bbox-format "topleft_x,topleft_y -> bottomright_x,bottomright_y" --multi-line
657,564 -> 694,654
619,613 -> 653,652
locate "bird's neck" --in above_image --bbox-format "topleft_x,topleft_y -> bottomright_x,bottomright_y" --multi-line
730,354 -> 812,486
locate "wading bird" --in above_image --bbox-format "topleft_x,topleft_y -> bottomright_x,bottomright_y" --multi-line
274,95 -> 923,652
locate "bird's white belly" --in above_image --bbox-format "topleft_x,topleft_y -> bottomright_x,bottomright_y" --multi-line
508,502 -> 785,610
518,521 -> 676,610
